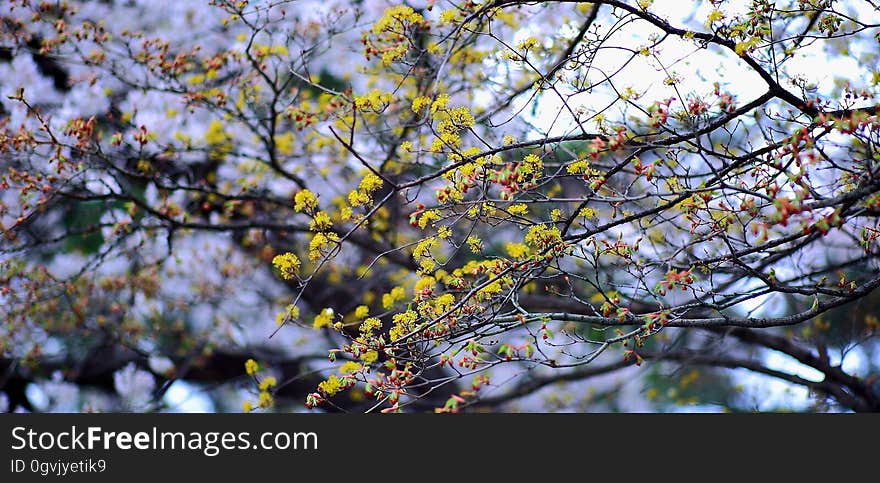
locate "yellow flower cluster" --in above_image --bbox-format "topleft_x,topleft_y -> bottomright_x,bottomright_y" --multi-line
368,6 -> 428,66
508,204 -> 529,216
439,9 -> 460,24
258,376 -> 277,391
360,350 -> 378,363
272,252 -> 300,280
416,289 -> 456,318
245,359 -> 259,376
359,317 -> 382,336
505,242 -> 530,259
516,37 -> 539,51
567,159 -> 590,174
430,94 -> 449,114
348,173 -> 384,207
525,224 -> 563,249
704,8 -> 725,27
413,276 -> 436,294
309,232 -> 339,261
274,132 -> 295,155
338,361 -> 362,374
434,293 -> 455,311
354,89 -> 393,112
313,308 -> 334,329
477,280 -> 503,298
309,211 -> 332,231
454,259 -> 504,277
411,95 -> 431,112
275,304 -> 300,325
412,237 -> 439,272
242,360 -> 277,412
418,209 -> 441,229
518,154 -> 543,181
371,5 -> 425,35
354,305 -> 369,319
466,235 -> 483,253
358,173 -> 383,193
389,310 -> 417,341
381,43 -> 409,67
579,207 -> 596,219
258,391 -> 273,409
429,131 -> 462,153
436,106 -> 475,133
318,374 -> 342,396
204,120 -> 232,158
382,286 -> 406,309
294,189 -> 317,212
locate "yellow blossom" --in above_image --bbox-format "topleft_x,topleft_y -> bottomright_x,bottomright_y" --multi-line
354,89 -> 392,111
294,189 -> 318,212
413,237 -> 438,258
245,359 -> 259,376
439,9 -> 459,24
516,37 -> 539,51
434,293 -> 455,311
272,252 -> 301,280
360,351 -> 378,363
354,305 -> 370,319
419,210 -> 441,229
567,159 -> 590,174
258,376 -> 277,391
414,276 -> 436,293
309,232 -> 339,261
382,286 -> 406,309
276,304 -> 300,325
309,211 -> 332,231
579,207 -> 596,219
430,94 -> 449,114
508,204 -> 529,216
505,242 -> 530,259
411,96 -> 432,112
389,310 -> 417,341
371,5 -> 424,35
358,173 -> 384,194
467,235 -> 483,253
348,189 -> 370,207
338,361 -> 362,374
478,280 -> 503,297
359,317 -> 382,336
258,391 -> 274,408
520,154 -> 543,179
705,8 -> 725,27
274,132 -> 295,156
525,224 -> 563,249
313,308 -> 334,329
318,374 -> 342,396
204,120 -> 231,157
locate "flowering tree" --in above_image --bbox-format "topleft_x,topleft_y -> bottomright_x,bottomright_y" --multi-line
2,0 -> 880,413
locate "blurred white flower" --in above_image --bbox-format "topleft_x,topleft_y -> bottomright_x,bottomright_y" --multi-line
113,363 -> 156,411
148,356 -> 175,376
